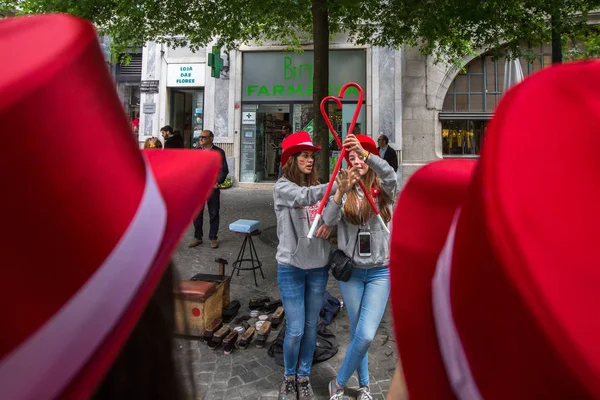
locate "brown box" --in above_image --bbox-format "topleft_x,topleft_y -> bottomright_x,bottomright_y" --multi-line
174,281 -> 223,337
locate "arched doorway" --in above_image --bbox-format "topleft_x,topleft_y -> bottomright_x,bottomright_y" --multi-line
439,43 -> 553,156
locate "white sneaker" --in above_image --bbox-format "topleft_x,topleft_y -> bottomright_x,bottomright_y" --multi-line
328,379 -> 344,400
357,385 -> 373,400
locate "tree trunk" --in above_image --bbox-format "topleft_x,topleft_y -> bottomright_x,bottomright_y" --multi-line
551,14 -> 563,64
312,0 -> 329,182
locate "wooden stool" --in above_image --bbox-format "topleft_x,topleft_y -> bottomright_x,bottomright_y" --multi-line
231,230 -> 264,287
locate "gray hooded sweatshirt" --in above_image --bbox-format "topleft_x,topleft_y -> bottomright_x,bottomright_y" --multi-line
322,155 -> 397,269
273,179 -> 338,270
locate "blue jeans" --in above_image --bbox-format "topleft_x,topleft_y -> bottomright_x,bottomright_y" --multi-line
277,264 -> 329,377
336,266 -> 390,387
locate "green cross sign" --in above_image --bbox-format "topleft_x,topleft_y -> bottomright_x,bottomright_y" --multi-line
246,112 -> 252,119
208,46 -> 223,78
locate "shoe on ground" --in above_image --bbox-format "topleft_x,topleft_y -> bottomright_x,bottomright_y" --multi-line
296,376 -> 315,400
279,375 -> 297,400
328,379 -> 344,400
188,238 -> 202,248
357,385 -> 373,400
210,239 -> 219,248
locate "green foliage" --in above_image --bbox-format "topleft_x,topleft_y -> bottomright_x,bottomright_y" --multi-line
3,0 -> 598,64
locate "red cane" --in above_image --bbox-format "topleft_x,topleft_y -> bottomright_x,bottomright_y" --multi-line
307,83 -> 390,238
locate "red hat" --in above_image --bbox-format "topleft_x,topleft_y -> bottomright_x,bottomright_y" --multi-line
354,134 -> 379,157
281,131 -> 321,165
0,14 -> 221,399
390,60 -> 600,400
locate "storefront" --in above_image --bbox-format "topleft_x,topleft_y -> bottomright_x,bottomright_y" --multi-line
166,63 -> 206,149
115,52 -> 142,131
240,50 -> 367,182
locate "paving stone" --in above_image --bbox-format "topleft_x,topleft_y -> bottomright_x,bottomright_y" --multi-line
378,379 -> 391,391
266,372 -> 282,384
369,383 -> 382,394
253,365 -> 274,378
223,387 -> 241,398
197,362 -> 217,373
203,389 -> 224,400
243,360 -> 262,370
231,364 -> 247,376
227,376 -> 244,388
209,381 -> 228,390
239,370 -> 261,384
196,372 -> 213,384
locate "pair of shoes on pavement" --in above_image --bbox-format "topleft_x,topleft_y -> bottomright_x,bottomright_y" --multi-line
188,238 -> 218,248
328,379 -> 373,400
279,375 -> 315,400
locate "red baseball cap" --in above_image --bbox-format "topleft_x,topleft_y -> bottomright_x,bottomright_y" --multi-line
390,60 -> 600,399
281,131 -> 321,165
0,14 -> 220,399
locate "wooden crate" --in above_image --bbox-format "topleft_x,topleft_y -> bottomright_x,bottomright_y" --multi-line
174,281 -> 223,337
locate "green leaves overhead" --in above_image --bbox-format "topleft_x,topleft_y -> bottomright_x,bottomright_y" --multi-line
2,0 -> 598,63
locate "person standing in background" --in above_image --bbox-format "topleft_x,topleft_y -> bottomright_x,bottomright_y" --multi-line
189,130 -> 229,249
377,134 -> 398,172
278,124 -> 293,179
161,125 -> 184,149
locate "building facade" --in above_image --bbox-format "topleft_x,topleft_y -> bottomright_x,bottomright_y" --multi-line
140,35 -> 402,185
140,36 -> 577,186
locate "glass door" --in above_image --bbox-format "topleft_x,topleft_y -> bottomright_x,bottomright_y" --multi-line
170,89 -> 204,149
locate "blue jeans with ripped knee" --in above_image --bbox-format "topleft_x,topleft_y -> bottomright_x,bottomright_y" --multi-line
277,264 -> 329,377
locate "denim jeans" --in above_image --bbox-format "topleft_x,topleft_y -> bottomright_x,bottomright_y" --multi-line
277,264 -> 329,377
336,266 -> 390,387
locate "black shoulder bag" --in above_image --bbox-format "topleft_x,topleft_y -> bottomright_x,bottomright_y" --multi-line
330,229 -> 359,282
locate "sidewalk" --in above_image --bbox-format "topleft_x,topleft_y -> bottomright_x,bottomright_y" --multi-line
173,187 -> 397,400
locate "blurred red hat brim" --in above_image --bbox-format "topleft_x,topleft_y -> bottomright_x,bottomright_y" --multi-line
389,159 -> 476,400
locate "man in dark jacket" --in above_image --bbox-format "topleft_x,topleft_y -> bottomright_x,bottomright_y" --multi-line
161,125 -> 184,148
377,134 -> 399,172
189,130 -> 229,249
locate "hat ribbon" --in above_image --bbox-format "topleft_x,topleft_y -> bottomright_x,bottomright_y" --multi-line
0,157 -> 167,399
432,209 -> 484,400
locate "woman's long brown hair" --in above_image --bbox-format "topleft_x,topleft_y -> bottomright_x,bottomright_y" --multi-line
282,153 -> 319,187
343,168 -> 392,225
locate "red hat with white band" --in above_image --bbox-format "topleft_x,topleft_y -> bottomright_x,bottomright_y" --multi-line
0,14 -> 221,399
390,60 -> 600,400
280,131 -> 321,165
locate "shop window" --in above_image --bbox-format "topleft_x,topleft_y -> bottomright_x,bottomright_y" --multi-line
443,44 -> 553,115
442,120 -> 488,156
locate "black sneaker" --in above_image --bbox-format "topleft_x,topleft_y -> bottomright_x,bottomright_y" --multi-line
297,376 -> 315,400
279,375 -> 297,400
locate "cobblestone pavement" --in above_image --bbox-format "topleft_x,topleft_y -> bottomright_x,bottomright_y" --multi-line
173,187 -> 397,399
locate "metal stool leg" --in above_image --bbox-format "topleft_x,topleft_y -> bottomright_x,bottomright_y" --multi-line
231,236 -> 248,278
248,236 -> 258,287
249,235 -> 265,279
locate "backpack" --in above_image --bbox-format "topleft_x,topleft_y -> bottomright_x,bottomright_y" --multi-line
320,291 -> 341,325
267,321 -> 338,366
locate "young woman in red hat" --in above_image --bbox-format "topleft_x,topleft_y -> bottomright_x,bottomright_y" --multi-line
273,131 -> 340,400
323,133 -> 397,400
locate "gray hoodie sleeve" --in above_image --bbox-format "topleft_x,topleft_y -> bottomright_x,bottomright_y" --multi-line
366,155 -> 398,200
322,196 -> 343,226
274,179 -> 338,208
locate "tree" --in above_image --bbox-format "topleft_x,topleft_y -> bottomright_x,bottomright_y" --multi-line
2,0 -> 598,178
1,0 -> 381,181
357,0 -> 600,65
